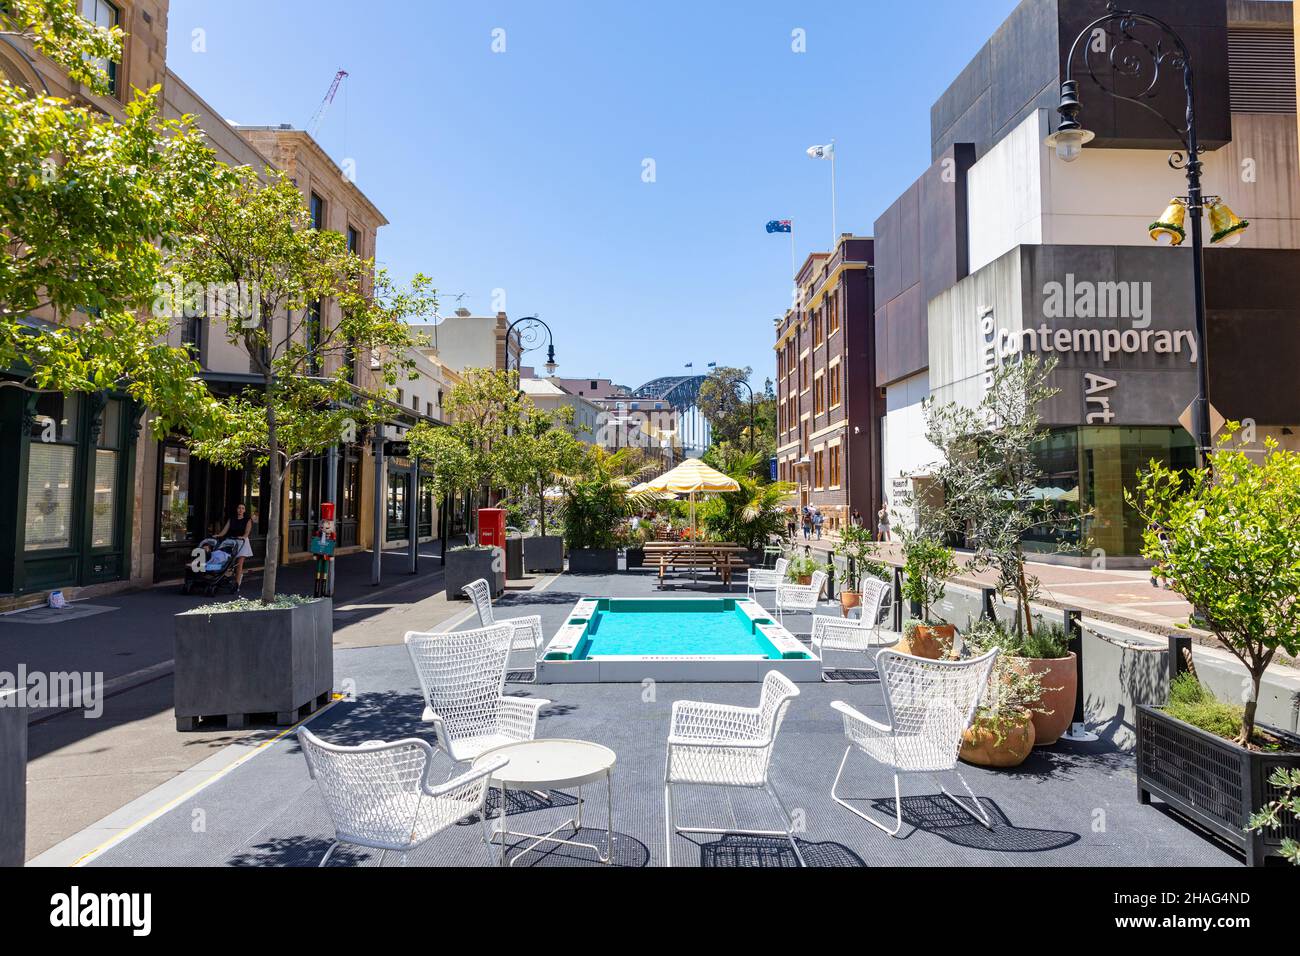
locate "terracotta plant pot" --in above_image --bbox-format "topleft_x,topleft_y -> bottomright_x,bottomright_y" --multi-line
840,591 -> 862,615
902,624 -> 956,660
1014,653 -> 1077,747
960,711 -> 1037,768
796,574 -> 812,586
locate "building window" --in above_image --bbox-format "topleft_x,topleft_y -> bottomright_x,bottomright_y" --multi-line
426,401 -> 433,418
828,292 -> 840,335
25,393 -> 80,552
81,1 -> 120,96
814,374 -> 825,415
310,193 -> 325,230
91,398 -> 123,549
347,225 -> 359,253
828,364 -> 841,408
813,449 -> 825,490
812,310 -> 823,347
159,443 -> 191,545
829,445 -> 842,488
305,301 -> 322,375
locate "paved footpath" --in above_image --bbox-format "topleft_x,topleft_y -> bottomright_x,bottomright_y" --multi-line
798,533 -> 1193,635
8,546 -> 548,861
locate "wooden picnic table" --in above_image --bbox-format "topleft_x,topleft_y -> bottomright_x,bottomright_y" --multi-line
643,542 -> 750,585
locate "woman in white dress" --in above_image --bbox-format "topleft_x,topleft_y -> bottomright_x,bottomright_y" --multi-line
217,502 -> 254,595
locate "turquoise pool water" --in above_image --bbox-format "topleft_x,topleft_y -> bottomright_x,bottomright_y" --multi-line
573,599 -> 784,659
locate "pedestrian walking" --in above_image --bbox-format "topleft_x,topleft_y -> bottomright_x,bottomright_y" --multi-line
877,502 -> 891,543
216,502 -> 254,595
813,509 -> 824,540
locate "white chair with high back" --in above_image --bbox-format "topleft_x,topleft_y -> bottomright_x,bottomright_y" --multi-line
664,671 -> 804,866
830,648 -> 1000,836
746,557 -> 790,605
299,727 -> 507,867
775,569 -> 828,624
463,577 -> 544,681
810,577 -> 897,680
405,624 -> 550,769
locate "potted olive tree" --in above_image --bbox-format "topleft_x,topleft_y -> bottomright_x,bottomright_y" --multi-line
959,620 -> 1049,768
1128,428 -> 1300,865
834,522 -> 882,615
898,527 -> 958,660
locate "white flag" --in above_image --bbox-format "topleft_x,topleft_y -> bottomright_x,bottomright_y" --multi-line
806,142 -> 834,160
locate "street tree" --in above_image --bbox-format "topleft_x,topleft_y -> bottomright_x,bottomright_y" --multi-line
173,165 -> 435,602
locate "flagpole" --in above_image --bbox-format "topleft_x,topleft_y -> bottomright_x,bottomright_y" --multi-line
830,141 -> 838,246
789,222 -> 797,292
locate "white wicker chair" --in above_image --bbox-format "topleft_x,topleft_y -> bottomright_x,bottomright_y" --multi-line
830,648 -> 999,836
299,727 -> 507,866
775,569 -> 828,624
664,671 -> 804,866
463,577 -> 544,681
746,557 -> 790,604
811,577 -> 896,680
405,624 -> 550,767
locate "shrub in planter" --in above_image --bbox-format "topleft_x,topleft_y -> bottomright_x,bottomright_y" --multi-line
959,653 -> 1048,769
173,595 -> 332,729
1128,430 -> 1300,863
620,524 -> 650,569
1137,675 -> 1300,866
963,618 -> 1075,746
786,554 -> 825,586
446,545 -> 504,599
898,530 -> 957,659
523,535 -> 564,573
1248,768 -> 1300,866
834,523 -> 882,615
558,448 -> 653,573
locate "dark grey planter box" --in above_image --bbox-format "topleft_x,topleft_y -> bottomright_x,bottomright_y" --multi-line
0,689 -> 26,867
625,547 -> 646,569
524,535 -> 565,573
174,599 -> 333,731
569,548 -> 618,573
1137,704 -> 1300,866
446,546 -> 505,599
505,537 -> 524,580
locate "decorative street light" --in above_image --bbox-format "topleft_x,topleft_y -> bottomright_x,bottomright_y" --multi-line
504,315 -> 557,382
1046,3 -> 1249,467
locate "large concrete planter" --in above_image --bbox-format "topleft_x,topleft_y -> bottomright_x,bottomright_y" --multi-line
569,548 -> 618,573
1137,705 -> 1300,866
0,689 -> 26,867
174,599 -> 333,730
524,535 -> 564,573
625,547 -> 646,569
446,546 -> 504,599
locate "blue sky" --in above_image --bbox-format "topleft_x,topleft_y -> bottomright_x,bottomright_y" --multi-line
166,0 -> 1019,390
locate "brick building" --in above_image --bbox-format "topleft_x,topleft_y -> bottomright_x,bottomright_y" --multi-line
774,235 -> 880,532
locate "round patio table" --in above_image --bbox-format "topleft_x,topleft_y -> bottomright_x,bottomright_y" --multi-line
473,739 -> 616,867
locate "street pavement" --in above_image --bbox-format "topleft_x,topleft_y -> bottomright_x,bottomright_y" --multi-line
7,544 -> 533,860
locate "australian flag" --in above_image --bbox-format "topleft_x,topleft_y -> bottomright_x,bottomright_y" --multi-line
766,220 -> 792,234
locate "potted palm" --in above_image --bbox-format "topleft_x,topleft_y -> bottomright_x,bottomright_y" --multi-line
559,448 -> 651,573
899,528 -> 958,660
1128,428 -> 1300,866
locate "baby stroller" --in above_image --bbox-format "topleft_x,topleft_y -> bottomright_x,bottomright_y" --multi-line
182,538 -> 241,597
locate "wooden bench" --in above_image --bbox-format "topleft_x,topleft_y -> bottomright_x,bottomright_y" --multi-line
645,544 -> 750,586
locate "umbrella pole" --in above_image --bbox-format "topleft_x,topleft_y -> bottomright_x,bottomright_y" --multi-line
691,492 -> 698,586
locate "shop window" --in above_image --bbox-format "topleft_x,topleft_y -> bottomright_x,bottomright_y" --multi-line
24,394 -> 80,552
90,399 -> 123,548
159,444 -> 192,545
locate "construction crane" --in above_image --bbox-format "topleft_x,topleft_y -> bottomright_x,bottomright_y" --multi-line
306,69 -> 348,138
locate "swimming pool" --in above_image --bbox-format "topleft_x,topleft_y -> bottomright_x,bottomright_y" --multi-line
537,597 -> 820,683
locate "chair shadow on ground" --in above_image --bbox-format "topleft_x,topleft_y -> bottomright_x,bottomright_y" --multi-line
229,835 -> 367,867
856,793 -> 1080,853
492,827 -> 651,867
694,834 -> 866,868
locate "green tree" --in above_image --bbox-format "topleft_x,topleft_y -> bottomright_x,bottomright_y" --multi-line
921,356 -> 1080,637
1129,428 -> 1300,747
173,166 -> 434,602
556,446 -> 653,550
1,0 -> 123,95
496,404 -> 586,536
407,368 -> 524,538
698,449 -> 794,548
0,83 -> 218,427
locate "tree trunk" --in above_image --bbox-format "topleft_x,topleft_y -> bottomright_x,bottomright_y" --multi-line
1240,673 -> 1262,748
262,402 -> 281,604
538,479 -> 547,536
1018,560 -> 1034,637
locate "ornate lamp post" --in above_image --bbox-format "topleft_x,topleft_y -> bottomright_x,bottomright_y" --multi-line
504,315 -> 557,383
1045,3 -> 1248,467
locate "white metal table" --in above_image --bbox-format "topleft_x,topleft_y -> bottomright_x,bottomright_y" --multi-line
473,738 -> 616,867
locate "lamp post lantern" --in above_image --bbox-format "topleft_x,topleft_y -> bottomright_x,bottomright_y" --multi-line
505,315 -> 557,384
1047,3 -> 1249,469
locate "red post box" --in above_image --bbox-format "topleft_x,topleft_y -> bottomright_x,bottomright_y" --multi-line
478,508 -> 506,549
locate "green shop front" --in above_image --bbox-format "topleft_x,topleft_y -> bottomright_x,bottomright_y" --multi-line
0,389 -> 139,596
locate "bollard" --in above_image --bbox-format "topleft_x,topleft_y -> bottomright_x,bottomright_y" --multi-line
1168,633 -> 1193,680
1060,608 -> 1098,742
892,566 -> 904,633
980,587 -> 998,623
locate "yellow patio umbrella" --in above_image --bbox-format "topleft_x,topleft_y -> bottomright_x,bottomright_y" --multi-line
642,459 -> 740,551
